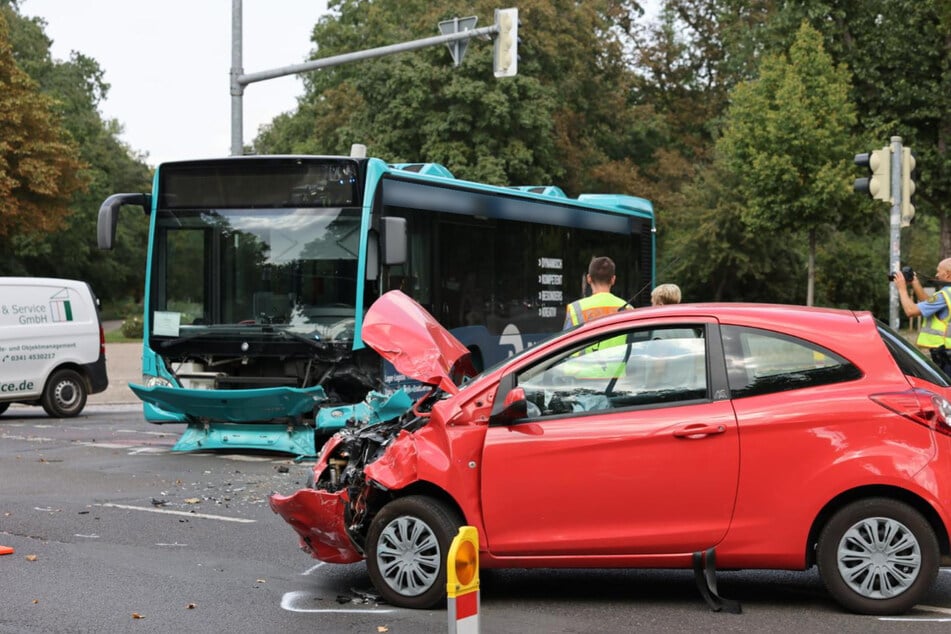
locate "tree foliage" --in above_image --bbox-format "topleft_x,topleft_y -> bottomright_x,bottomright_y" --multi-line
256,0 -> 653,195
0,9 -> 85,240
0,1 -> 151,304
716,22 -> 859,304
2,0 -> 950,320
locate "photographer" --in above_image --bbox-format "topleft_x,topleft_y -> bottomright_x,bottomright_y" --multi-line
893,258 -> 951,374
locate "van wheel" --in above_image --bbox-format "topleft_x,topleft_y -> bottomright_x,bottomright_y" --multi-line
817,497 -> 938,615
0,402 -> 8,416
42,369 -> 87,418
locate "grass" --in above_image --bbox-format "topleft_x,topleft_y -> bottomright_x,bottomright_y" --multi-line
105,330 -> 141,344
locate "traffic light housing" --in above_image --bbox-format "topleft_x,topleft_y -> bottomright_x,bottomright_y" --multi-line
493,8 -> 518,78
854,147 -> 891,202
900,147 -> 916,226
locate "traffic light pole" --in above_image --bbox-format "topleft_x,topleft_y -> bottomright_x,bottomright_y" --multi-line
888,136 -> 903,329
230,1 -> 516,156
854,136 -> 916,330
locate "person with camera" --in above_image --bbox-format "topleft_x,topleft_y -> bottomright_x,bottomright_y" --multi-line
892,258 -> 951,374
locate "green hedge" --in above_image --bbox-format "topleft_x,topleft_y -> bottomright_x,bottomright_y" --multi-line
121,315 -> 144,339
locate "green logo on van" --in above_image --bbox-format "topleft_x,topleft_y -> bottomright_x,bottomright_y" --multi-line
50,289 -> 73,322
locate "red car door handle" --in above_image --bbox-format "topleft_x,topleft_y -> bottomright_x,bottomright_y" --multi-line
672,424 -> 727,439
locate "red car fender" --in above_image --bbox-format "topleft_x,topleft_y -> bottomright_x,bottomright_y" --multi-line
717,446 -> 949,570
363,417 -> 489,541
364,430 -> 420,489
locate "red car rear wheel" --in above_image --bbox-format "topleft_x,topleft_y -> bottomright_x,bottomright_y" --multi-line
817,497 -> 939,615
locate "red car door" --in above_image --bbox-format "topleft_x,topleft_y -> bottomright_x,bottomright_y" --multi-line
480,323 -> 740,556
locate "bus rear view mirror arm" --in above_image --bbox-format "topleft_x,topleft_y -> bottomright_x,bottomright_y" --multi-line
97,193 -> 151,249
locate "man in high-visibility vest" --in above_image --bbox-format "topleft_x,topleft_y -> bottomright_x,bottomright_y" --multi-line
563,256 -> 632,329
894,258 -> 951,374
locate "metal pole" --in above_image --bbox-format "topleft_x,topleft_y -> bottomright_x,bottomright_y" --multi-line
889,136 -> 903,329
228,6 -> 500,157
237,24 -> 499,86
230,0 -> 244,156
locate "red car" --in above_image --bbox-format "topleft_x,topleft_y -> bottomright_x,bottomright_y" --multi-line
270,290 -> 951,614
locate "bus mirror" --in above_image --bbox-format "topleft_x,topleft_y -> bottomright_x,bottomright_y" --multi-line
381,217 -> 407,265
97,193 -> 150,250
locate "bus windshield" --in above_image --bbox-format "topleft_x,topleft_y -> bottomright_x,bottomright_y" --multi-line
155,206 -> 362,342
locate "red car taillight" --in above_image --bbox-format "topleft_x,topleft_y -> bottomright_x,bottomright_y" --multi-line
870,388 -> 951,437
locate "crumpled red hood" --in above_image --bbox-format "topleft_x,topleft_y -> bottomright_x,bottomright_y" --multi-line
362,290 -> 470,395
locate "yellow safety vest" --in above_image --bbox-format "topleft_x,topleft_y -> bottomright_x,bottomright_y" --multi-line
916,288 -> 951,349
562,293 -> 631,379
564,293 -> 629,328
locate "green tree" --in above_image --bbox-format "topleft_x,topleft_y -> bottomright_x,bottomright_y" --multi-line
716,21 -> 860,305
0,2 -> 151,303
0,9 -> 85,244
256,0 -> 653,195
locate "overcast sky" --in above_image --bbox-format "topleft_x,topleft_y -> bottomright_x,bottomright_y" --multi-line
23,0 -> 330,166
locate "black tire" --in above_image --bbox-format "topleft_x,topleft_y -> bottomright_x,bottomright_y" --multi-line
0,402 -> 8,416
41,369 -> 87,418
365,496 -> 462,609
817,497 -> 939,615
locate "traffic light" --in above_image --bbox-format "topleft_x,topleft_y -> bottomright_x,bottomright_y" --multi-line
853,147 -> 891,202
900,147 -> 916,227
493,8 -> 518,78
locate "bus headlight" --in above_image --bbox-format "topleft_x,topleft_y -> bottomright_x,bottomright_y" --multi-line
143,375 -> 173,388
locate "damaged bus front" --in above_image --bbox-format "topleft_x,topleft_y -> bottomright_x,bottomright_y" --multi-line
98,156 -> 412,455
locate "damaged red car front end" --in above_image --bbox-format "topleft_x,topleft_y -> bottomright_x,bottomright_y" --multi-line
269,290 -> 475,596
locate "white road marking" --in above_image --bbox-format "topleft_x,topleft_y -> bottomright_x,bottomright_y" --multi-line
280,590 -> 395,614
127,447 -> 170,455
878,604 -> 951,622
302,562 -> 326,576
1,433 -> 55,442
96,503 -> 255,523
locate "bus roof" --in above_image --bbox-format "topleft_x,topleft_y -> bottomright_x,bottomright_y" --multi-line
154,155 -> 654,220
386,161 -> 654,219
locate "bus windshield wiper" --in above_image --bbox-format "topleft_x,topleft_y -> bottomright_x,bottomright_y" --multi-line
276,328 -> 335,352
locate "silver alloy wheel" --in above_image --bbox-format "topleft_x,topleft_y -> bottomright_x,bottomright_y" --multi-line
836,516 -> 922,599
375,515 -> 442,597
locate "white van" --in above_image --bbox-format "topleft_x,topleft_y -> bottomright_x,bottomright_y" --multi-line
0,278 -> 108,417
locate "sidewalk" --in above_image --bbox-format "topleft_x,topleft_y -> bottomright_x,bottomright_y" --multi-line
90,342 -> 143,405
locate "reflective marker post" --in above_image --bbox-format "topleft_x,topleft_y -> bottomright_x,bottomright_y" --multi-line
447,526 -> 480,634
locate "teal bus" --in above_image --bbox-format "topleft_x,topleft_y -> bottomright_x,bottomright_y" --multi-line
98,151 -> 655,455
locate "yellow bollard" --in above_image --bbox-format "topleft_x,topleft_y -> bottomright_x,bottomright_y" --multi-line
446,526 -> 480,634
